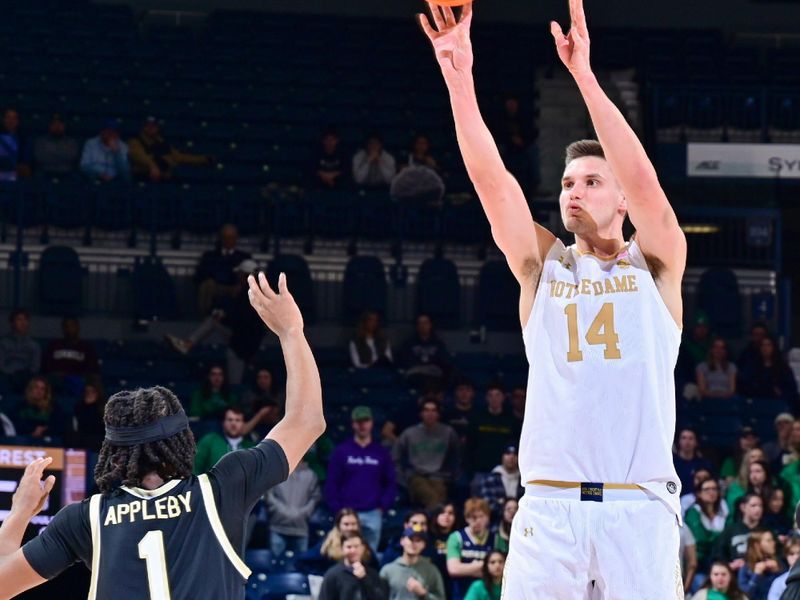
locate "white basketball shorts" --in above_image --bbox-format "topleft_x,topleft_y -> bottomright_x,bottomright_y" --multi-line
501,483 -> 682,600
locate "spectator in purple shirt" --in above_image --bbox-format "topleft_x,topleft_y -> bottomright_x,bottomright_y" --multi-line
326,405 -> 397,552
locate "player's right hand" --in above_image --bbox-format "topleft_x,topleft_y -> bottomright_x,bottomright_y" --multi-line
248,272 -> 304,339
418,2 -> 474,77
11,457 -> 56,520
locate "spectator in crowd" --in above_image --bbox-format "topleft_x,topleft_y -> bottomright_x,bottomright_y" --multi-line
713,493 -> 764,569
394,400 -> 460,510
318,531 -> 388,600
66,378 -> 106,452
193,406 -> 266,473
326,405 -> 397,552
763,413 -> 795,467
352,132 -> 396,188
447,498 -> 493,600
780,421 -> 800,473
350,311 -> 393,369
478,445 -> 522,519
693,562 -> 748,600
463,551 -> 505,600
32,114 -> 79,177
737,530 -> 785,600
380,524 -> 446,600
444,378 -> 476,444
402,134 -> 441,173
13,375 -> 63,441
467,384 -> 518,481
766,539 -> 800,600
128,116 -> 213,182
728,453 -> 772,520
739,337 -> 799,406
492,498 -> 517,554
168,259 -> 266,384
677,311 -> 712,386
266,455 -> 321,555
429,503 -> 459,593
491,94 -> 537,193
721,427 -> 761,484
739,323 -> 770,376
680,524 -> 698,596
696,338 -> 738,399
308,509 -> 377,576
397,314 -> 451,388
673,427 -> 714,495
380,510 -> 434,567
240,367 -> 282,430
313,128 -> 348,190
780,448 -> 800,516
80,119 -> 130,182
189,365 -> 239,420
509,385 -> 525,427
686,477 -> 729,571
763,488 -> 792,541
42,317 -> 99,391
0,108 -> 30,181
682,467 -> 714,515
306,433 -> 335,484
391,134 -> 445,204
0,308 -> 41,392
194,224 -> 252,316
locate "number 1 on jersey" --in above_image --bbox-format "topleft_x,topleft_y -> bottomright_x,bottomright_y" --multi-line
564,303 -> 621,362
138,530 -> 172,600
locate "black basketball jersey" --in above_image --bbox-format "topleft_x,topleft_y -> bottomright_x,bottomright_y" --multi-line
22,440 -> 289,600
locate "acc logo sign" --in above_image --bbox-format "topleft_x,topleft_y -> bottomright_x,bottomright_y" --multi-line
694,161 -> 721,171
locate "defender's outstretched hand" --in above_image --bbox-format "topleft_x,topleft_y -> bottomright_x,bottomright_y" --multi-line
248,272 -> 304,338
418,2 -> 474,77
550,0 -> 592,78
11,458 -> 55,520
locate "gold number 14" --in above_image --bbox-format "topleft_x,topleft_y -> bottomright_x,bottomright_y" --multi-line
564,303 -> 621,362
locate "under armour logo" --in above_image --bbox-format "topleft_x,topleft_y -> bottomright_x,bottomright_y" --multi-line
523,527 -> 534,537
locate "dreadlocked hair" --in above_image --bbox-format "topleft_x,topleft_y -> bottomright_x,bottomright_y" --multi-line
94,386 -> 196,494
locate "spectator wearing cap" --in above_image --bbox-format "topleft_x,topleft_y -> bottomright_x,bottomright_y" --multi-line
720,427 -> 761,484
128,117 -> 213,182
326,405 -> 397,552
466,384 -> 518,483
194,223 -> 252,317
0,308 -> 41,392
380,510 -> 435,568
32,114 -> 79,178
80,119 -> 130,182
0,108 -> 31,181
696,338 -> 738,399
764,413 -> 795,468
478,446 -> 523,519
168,257 -> 264,385
380,524 -> 446,600
394,399 -> 460,511
352,132 -> 396,189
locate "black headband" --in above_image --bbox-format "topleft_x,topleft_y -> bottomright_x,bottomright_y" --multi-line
104,412 -> 190,447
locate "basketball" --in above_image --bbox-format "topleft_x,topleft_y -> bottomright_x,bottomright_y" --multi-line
427,0 -> 472,7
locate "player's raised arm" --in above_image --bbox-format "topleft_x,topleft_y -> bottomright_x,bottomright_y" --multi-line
248,272 -> 325,473
550,0 -> 686,279
419,2 -> 555,286
0,458 -> 54,599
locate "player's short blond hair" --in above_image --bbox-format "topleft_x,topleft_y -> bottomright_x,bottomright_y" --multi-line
463,497 -> 491,519
565,139 -> 605,165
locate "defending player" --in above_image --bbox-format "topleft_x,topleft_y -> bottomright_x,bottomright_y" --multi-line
0,272 -> 325,600
420,1 -> 687,597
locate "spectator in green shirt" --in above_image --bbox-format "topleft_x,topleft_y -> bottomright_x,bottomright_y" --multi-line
464,551 -> 505,600
189,364 -> 238,419
719,427 -> 760,484
193,406 -> 263,473
726,448 -> 768,520
692,561 -> 748,600
492,498 -> 517,554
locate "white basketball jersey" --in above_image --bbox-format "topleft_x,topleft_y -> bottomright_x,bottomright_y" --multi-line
520,238 -> 682,514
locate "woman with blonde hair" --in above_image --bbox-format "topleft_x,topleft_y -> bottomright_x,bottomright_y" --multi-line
727,448 -> 768,516
737,530 -> 785,599
320,508 -> 373,564
14,375 -> 62,440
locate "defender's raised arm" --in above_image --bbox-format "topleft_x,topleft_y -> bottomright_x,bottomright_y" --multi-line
419,2 -> 555,292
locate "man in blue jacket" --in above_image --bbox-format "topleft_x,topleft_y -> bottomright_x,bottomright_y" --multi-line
325,406 -> 397,551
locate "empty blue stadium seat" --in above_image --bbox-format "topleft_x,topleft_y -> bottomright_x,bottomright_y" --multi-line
38,245 -> 84,316
266,254 -> 316,324
342,256 -> 387,322
130,256 -> 178,321
476,261 -> 519,331
416,258 -> 460,328
245,549 -> 274,574
696,267 -> 742,338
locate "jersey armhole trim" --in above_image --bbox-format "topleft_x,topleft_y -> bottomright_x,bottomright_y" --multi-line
87,494 -> 102,600
524,238 -> 565,332
197,474 -> 252,580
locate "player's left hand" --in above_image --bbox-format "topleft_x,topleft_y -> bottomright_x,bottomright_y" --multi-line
550,0 -> 592,78
248,272 -> 304,339
11,457 -> 56,520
